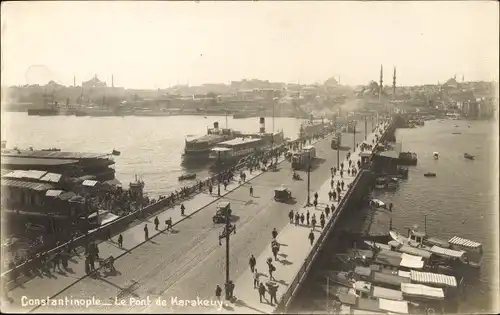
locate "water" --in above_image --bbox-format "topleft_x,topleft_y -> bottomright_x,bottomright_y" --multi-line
370,118 -> 499,314
1,113 -> 305,197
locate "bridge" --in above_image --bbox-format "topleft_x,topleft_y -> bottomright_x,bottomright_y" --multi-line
1,115 -> 395,314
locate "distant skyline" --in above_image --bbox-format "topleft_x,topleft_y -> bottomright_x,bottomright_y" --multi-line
1,1 -> 499,89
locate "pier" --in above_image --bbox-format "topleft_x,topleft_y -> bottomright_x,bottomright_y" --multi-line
2,116 -> 394,314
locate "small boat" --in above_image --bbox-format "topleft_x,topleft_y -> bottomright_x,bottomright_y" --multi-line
424,172 -> 436,177
178,173 -> 197,181
433,152 -> 439,159
452,132 -> 462,135
464,153 -> 474,160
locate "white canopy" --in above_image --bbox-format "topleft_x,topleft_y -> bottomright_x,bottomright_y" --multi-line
400,253 -> 424,269
401,283 -> 445,300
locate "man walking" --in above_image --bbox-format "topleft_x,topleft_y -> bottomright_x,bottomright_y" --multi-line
249,254 -> 256,272
215,284 -> 222,302
180,204 -> 185,216
250,186 -> 254,197
308,230 -> 315,245
271,228 -> 278,240
288,210 -> 294,223
306,210 -> 310,226
258,283 -> 267,303
117,234 -> 123,248
144,224 -> 149,240
325,205 -> 330,218
154,216 -> 159,230
254,269 -> 260,288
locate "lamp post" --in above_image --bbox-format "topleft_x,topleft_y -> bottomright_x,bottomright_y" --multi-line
337,132 -> 340,170
353,122 -> 356,152
218,208 -> 236,300
218,151 -> 221,196
306,150 -> 312,206
364,116 -> 367,140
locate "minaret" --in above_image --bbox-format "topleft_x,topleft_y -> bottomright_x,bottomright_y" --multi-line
73,75 -> 76,87
392,67 -> 396,99
112,74 -> 114,88
379,64 -> 383,103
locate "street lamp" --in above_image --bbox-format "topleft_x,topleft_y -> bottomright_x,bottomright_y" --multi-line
218,208 -> 236,300
306,150 -> 312,206
218,151 -> 221,196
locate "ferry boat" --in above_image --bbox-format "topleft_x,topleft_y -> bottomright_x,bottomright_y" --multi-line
389,229 -> 483,269
183,122 -> 240,160
209,131 -> 284,165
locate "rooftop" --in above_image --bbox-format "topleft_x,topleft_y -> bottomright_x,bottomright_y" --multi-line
219,137 -> 262,147
1,150 -> 110,160
1,156 -> 79,166
1,178 -> 55,191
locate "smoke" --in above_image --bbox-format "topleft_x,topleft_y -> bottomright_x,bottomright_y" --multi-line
339,97 -> 363,113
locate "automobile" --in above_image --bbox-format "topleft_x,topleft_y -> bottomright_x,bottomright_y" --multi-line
274,187 -> 292,202
213,202 -> 232,223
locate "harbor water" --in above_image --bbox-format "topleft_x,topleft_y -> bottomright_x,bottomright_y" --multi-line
349,118 -> 498,314
1,113 -> 306,197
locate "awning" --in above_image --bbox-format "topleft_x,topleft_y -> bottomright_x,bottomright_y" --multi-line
45,190 -> 64,197
82,180 -> 99,187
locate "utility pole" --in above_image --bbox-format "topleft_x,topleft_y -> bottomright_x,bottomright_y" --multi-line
364,116 -> 367,140
353,122 -> 356,152
218,151 -> 221,196
306,150 -> 312,206
219,209 -> 236,300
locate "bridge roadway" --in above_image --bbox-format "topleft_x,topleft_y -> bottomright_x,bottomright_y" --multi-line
7,121 -> 372,314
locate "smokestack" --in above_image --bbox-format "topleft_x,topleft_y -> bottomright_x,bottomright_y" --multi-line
213,121 -> 219,129
259,117 -> 265,133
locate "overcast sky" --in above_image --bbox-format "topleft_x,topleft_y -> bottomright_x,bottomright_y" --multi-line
1,1 -> 498,88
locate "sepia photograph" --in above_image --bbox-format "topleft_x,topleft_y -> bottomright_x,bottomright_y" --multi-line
1,1 -> 498,314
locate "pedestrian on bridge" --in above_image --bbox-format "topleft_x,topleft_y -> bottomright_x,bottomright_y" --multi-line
330,167 -> 334,177
311,215 -> 317,230
208,185 -> 213,195
325,205 -> 330,218
180,204 -> 186,216
349,159 -> 352,167
144,224 -> 149,240
254,269 -> 260,288
154,216 -> 160,230
341,181 -> 345,190
341,162 -> 344,170
330,179 -> 334,189
300,213 -> 305,225
165,217 -> 173,231
215,284 -> 222,302
320,217 -> 326,230
249,254 -> 257,272
332,190 -> 337,201
328,191 -> 332,201
268,283 -> 279,305
340,170 -> 344,178
267,259 -> 276,280
308,230 -> 315,245
306,210 -> 310,226
250,186 -> 254,197
117,234 -> 123,248
294,212 -> 300,226
271,243 -> 279,261
272,228 -> 278,240
347,168 -> 351,176
258,283 -> 267,303
288,210 -> 294,223
336,185 -> 341,196
337,193 -> 341,203
333,166 -> 337,175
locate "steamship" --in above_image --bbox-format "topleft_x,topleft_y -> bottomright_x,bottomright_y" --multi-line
183,121 -> 241,160
209,117 -> 284,166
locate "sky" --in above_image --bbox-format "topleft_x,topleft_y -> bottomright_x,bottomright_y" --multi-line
1,1 -> 499,89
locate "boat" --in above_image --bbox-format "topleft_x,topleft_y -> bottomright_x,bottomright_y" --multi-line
463,153 -> 474,160
424,173 -> 436,177
451,132 -> 462,135
183,121 -> 240,161
41,148 -> 61,151
369,198 -> 387,210
210,129 -> 284,166
433,152 -> 439,159
386,177 -> 399,190
233,112 -> 256,119
389,230 -> 483,268
178,173 -> 196,181
398,152 -> 418,165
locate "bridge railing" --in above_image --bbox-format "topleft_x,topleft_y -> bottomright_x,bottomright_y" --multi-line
274,168 -> 366,313
274,119 -> 394,313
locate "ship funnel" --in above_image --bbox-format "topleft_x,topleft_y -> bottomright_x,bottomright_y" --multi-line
214,121 -> 219,129
259,117 -> 265,133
